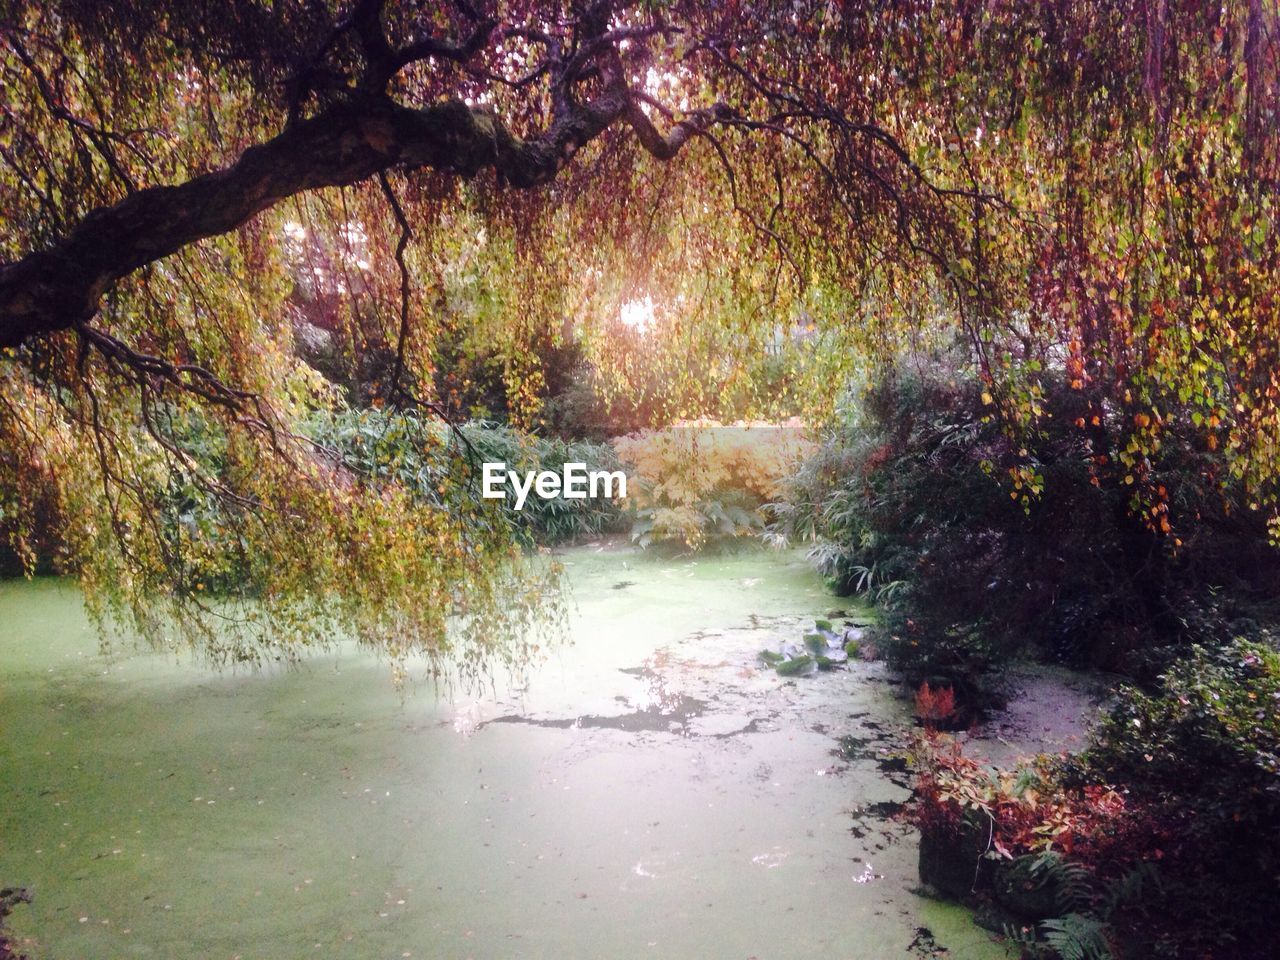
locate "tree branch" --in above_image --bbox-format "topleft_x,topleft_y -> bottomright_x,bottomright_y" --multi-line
0,80 -> 676,349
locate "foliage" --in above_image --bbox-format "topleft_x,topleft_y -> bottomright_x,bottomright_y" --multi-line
758,618 -> 852,675
907,731 -> 1123,861
910,639 -> 1280,957
1,1 -> 1277,664
1085,641 -> 1280,824
915,681 -> 958,729
460,421 -> 628,545
1069,640 -> 1280,958
0,366 -> 564,685
773,359 -> 1280,700
0,888 -> 31,960
910,730 -> 1144,958
306,408 -> 627,547
614,422 -> 812,550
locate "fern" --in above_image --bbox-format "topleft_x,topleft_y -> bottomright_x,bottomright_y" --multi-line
1001,856 -> 1160,960
1100,862 -> 1160,919
1044,859 -> 1096,916
1040,914 -> 1112,960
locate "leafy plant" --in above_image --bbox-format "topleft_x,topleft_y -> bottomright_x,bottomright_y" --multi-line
915,682 -> 957,729
307,409 -> 628,547
1022,914 -> 1112,960
615,422 -> 812,550
772,357 -> 1280,707
912,639 -> 1280,958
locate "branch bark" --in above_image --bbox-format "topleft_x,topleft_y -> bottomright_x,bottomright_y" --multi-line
0,80 -> 704,350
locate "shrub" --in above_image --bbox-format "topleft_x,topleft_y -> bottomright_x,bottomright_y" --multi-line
1070,639 -> 1280,958
909,639 -> 1280,958
308,410 -> 627,547
457,420 -> 628,545
614,421 -> 812,550
910,729 -> 1158,958
4,407 -> 626,588
772,357 -> 1280,699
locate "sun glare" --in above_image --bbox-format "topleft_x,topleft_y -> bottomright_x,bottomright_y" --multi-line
619,296 -> 656,334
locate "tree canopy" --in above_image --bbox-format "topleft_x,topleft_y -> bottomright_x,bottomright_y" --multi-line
1,0 -> 1277,671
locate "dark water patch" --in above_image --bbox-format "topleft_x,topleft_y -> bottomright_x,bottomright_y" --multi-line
738,613 -> 800,631
846,799 -> 908,839
832,732 -> 912,790
611,581 -> 637,590
907,926 -> 948,958
878,755 -> 909,775
864,800 -> 907,819
833,733 -> 875,762
486,695 -> 710,735
485,698 -> 770,740
705,717 -> 766,739
844,714 -> 888,735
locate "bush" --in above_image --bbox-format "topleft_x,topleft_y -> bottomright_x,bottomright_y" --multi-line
4,406 -> 626,589
614,421 -> 812,550
909,639 -> 1280,958
1073,639 -> 1280,957
457,420 -> 628,545
309,410 -> 627,547
910,727 -> 1161,958
772,357 -> 1280,699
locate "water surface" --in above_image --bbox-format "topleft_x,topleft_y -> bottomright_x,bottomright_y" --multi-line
1,545 -> 1007,958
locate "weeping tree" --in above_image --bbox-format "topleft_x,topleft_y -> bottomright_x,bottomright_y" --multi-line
0,0 -> 1276,672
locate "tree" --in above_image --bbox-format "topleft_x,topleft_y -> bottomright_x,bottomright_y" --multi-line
1,0 -> 1277,671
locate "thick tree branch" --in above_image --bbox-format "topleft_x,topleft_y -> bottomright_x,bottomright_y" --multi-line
0,81 -> 677,350
624,97 -> 735,161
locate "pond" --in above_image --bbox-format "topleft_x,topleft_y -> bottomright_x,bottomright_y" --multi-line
0,545 -> 1011,958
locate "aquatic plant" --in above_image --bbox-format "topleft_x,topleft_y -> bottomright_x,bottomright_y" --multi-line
759,618 -> 858,677
0,888 -> 31,960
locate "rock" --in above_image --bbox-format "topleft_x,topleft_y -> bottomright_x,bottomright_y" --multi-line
971,902 -> 1025,935
994,855 -> 1060,920
918,810 -> 991,899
